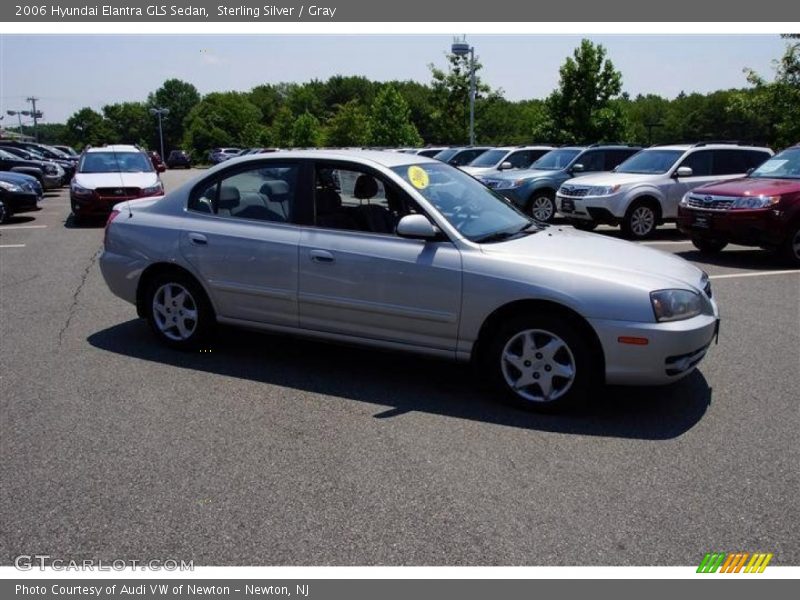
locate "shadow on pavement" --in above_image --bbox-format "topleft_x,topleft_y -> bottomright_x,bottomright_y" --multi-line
88,319 -> 712,441
675,248 -> 792,271
63,214 -> 106,229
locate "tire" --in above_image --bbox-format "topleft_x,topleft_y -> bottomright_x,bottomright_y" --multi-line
622,200 -> 660,239
144,271 -> 215,350
484,313 -> 598,413
691,237 -> 728,254
528,190 -> 557,223
782,223 -> 800,267
0,201 -> 7,224
570,219 -> 597,232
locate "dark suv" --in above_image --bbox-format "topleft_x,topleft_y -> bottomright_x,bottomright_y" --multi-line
479,144 -> 642,222
166,150 -> 192,169
678,145 -> 800,265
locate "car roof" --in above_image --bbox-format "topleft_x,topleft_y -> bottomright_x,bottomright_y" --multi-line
86,145 -> 142,153
221,149 -> 439,169
650,143 -> 770,152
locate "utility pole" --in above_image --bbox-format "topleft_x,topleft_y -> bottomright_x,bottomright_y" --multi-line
26,97 -> 42,141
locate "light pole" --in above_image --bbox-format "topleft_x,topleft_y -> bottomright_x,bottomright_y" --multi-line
6,110 -> 30,136
149,107 -> 170,159
451,36 -> 476,146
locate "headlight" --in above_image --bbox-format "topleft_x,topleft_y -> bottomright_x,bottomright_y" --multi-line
141,182 -> 164,196
586,184 -> 622,196
679,192 -> 691,206
494,179 -> 526,190
730,195 -> 780,209
650,289 -> 712,322
0,181 -> 23,192
71,181 -> 93,196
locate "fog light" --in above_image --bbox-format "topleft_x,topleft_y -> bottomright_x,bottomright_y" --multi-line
618,336 -> 649,346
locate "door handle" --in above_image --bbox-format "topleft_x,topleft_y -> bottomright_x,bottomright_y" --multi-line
309,249 -> 335,263
189,233 -> 208,245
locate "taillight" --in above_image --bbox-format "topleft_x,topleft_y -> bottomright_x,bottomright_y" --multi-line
104,209 -> 121,248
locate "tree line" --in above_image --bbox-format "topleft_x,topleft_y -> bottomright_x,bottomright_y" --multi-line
24,36 -> 800,157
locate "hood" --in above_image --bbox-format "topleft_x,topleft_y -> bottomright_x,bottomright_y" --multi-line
562,172 -> 660,187
461,165 -> 504,176
482,226 -> 704,292
74,172 -> 159,189
693,177 -> 800,197
483,168 -> 557,182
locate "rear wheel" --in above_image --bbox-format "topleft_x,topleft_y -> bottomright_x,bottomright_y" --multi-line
144,271 -> 214,350
782,223 -> 800,267
485,314 -> 597,413
691,237 -> 728,254
529,190 -> 556,223
0,201 -> 7,224
622,200 -> 659,239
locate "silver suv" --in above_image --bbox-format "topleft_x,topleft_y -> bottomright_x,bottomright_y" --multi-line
556,143 -> 773,238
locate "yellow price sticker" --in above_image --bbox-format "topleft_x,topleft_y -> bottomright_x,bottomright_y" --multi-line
407,165 -> 430,190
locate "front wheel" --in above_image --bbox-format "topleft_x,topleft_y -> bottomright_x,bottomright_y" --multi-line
485,314 -> 598,413
570,219 -> 597,232
782,223 -> 800,267
691,237 -> 728,254
0,201 -> 7,224
144,272 -> 214,350
622,201 -> 659,239
529,191 -> 556,223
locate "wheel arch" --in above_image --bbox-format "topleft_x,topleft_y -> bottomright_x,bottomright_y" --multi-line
135,262 -> 216,319
471,298 -> 606,382
625,192 -> 664,221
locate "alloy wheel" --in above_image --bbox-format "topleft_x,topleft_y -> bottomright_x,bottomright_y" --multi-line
630,206 -> 655,237
531,196 -> 555,222
793,229 -> 800,260
152,282 -> 199,341
500,329 -> 576,403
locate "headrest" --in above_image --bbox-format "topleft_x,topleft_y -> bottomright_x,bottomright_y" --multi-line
260,180 -> 290,198
218,185 -> 241,210
353,175 -> 378,200
316,188 -> 341,213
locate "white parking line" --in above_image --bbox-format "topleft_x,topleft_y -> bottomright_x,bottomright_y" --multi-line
0,225 -> 48,230
640,240 -> 694,245
0,244 -> 26,248
710,270 -> 800,280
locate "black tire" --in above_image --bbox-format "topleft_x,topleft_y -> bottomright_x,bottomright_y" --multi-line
144,271 -> 215,350
528,190 -> 557,223
0,201 -> 7,224
782,223 -> 800,267
570,219 -> 597,232
621,199 -> 660,239
691,237 -> 728,254
483,313 -> 599,413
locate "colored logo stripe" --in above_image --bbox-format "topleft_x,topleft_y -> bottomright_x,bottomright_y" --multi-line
697,552 -> 773,573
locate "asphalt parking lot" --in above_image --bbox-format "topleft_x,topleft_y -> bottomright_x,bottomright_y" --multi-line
1,168 -> 798,566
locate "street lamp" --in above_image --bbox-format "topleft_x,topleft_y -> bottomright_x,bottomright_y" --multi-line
6,110 -> 30,136
451,36 -> 476,146
149,107 -> 170,159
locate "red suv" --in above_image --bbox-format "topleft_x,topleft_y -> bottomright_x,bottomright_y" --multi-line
677,145 -> 800,266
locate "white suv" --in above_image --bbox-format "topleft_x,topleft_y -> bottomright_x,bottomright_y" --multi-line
556,143 -> 773,238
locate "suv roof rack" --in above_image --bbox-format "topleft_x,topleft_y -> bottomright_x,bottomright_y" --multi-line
587,142 -> 641,148
692,140 -> 745,147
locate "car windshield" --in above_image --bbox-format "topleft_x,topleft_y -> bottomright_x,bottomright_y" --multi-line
616,150 -> 684,174
42,146 -> 69,158
79,151 -> 154,173
433,148 -> 460,162
391,162 -> 541,242
0,149 -> 19,159
469,149 -> 509,167
531,149 -> 581,170
750,149 -> 800,179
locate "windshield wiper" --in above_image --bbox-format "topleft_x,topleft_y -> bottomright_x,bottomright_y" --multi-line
474,222 -> 541,243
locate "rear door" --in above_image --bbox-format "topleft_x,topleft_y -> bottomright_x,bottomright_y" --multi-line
178,160 -> 308,326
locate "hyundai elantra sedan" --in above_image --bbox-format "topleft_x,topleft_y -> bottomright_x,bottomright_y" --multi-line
100,150 -> 719,412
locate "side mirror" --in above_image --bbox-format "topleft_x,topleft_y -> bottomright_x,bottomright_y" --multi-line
396,214 -> 439,240
746,167 -> 755,176
157,164 -> 166,173
571,163 -> 585,173
675,166 -> 693,178
499,161 -> 514,171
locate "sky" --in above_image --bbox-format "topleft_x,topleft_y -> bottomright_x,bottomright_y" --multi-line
0,34 -> 788,125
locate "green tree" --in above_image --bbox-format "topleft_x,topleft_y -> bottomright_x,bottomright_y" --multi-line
102,102 -> 152,148
369,85 -> 422,147
64,107 -> 114,148
183,92 -> 262,156
544,39 -> 625,143
147,79 -> 201,152
271,106 -> 295,147
324,100 -> 371,147
291,111 -> 322,147
248,84 -> 285,126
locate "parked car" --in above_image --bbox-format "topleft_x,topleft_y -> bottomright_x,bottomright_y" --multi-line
414,147 -> 449,158
556,142 -> 773,238
677,145 -> 800,265
0,143 -> 75,182
208,148 -> 242,164
461,145 -> 555,177
166,150 -> 192,169
53,145 -> 79,157
480,144 -> 642,222
70,145 -> 164,222
0,171 -> 42,222
0,147 -> 63,189
147,151 -> 167,173
433,146 -> 493,167
99,150 -> 718,412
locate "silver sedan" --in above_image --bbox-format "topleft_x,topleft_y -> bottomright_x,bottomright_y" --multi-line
100,150 -> 720,412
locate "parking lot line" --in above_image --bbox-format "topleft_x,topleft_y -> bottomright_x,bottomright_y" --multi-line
709,270 -> 800,280
0,225 -> 48,230
0,244 -> 26,248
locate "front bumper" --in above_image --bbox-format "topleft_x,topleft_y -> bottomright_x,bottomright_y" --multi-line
72,192 -> 164,217
677,206 -> 789,248
589,312 -> 719,386
557,193 -> 625,224
42,174 -> 62,190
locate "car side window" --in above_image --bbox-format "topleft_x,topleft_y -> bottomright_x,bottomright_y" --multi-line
188,163 -> 299,223
507,151 -> 532,168
576,151 -> 604,172
605,150 -> 637,170
313,163 -> 420,235
679,151 -> 713,176
712,150 -> 749,175
746,150 -> 772,170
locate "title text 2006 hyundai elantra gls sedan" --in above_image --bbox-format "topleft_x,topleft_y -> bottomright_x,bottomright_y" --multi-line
100,150 -> 720,412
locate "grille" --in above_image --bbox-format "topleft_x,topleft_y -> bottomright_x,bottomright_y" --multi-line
95,187 -> 140,198
685,194 -> 735,210
559,186 -> 590,198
